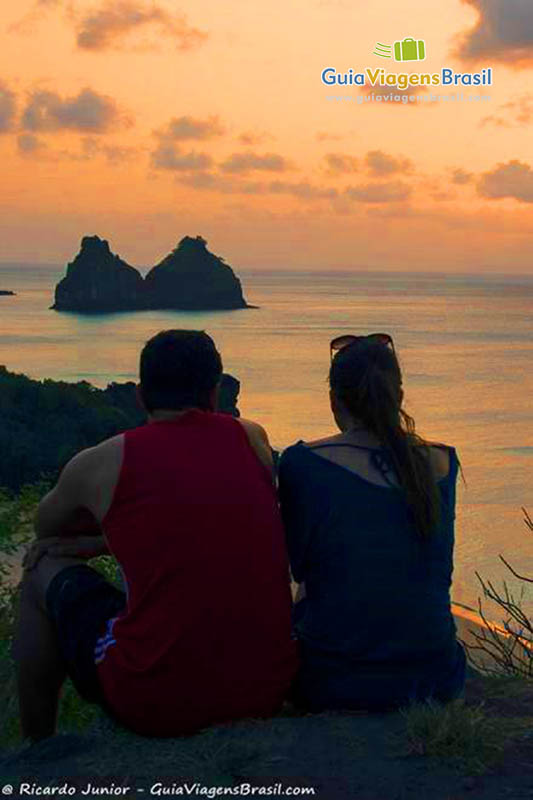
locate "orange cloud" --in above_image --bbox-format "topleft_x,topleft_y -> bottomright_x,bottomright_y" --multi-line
178,173 -> 264,193
237,131 -> 272,145
323,153 -> 358,175
15,132 -> 139,164
365,150 -> 413,176
345,182 -> 412,203
455,0 -> 533,65
268,180 -> 337,199
0,83 -> 16,132
480,93 -> 533,127
478,160 -> 533,202
21,87 -> 129,133
150,116 -> 224,171
158,116 -> 225,141
152,145 -> 213,171
77,137 -> 138,164
219,152 -> 290,174
9,0 -> 70,35
177,173 -> 337,200
451,168 -> 474,184
76,0 -> 207,51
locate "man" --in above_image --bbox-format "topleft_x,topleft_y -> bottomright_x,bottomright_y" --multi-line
14,330 -> 298,741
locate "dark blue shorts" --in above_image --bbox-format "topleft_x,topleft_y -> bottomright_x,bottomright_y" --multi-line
46,564 -> 126,704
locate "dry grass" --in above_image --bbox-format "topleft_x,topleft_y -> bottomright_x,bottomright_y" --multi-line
400,698 -> 503,773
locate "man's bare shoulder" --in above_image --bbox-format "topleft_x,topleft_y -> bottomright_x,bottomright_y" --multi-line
68,434 -> 124,469
237,418 -> 273,472
60,434 -> 124,491
238,418 -> 271,445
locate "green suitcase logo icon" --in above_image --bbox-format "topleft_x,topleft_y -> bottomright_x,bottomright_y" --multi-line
393,38 -> 426,62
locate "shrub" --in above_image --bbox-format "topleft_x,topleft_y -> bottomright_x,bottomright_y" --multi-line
466,509 -> 533,678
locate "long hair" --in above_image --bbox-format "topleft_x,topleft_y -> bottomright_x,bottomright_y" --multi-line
329,340 -> 441,539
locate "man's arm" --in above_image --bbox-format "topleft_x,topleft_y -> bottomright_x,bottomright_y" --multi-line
35,448 -> 101,540
23,447 -> 112,570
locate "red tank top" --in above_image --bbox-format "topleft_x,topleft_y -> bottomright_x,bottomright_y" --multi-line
97,410 -> 298,736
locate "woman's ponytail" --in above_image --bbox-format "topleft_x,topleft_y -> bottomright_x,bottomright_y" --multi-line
330,342 -> 441,539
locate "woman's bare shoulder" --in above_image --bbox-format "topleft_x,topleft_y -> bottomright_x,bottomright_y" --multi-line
424,441 -> 453,480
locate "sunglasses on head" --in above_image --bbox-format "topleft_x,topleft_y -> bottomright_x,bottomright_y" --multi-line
329,333 -> 395,361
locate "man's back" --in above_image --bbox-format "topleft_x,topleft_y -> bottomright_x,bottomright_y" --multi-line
15,329 -> 297,743
96,410 -> 297,735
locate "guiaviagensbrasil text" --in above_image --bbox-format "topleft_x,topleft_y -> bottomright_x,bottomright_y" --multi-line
321,67 -> 493,90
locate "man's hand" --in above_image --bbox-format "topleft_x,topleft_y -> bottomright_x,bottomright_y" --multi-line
23,535 -> 110,571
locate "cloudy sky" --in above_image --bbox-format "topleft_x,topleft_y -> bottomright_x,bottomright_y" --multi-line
1,0 -> 533,271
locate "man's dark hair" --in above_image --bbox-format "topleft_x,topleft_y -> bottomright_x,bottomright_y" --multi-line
139,330 -> 223,413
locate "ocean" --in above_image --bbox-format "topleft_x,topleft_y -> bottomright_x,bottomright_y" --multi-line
1,263 -> 532,615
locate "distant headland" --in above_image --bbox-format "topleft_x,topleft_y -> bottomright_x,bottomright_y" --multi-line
52,235 -> 250,313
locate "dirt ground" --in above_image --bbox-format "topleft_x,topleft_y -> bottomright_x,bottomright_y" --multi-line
2,668 -> 532,800
2,608 -> 532,800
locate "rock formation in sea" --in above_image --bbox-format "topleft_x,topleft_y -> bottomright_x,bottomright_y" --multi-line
0,290 -> 15,296
144,235 -> 247,310
52,236 -> 145,312
52,235 -> 249,312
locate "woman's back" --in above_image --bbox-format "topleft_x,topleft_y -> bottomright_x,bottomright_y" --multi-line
279,438 -> 458,660
279,434 -> 465,711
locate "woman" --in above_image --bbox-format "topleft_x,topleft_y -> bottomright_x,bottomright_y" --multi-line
278,333 -> 466,712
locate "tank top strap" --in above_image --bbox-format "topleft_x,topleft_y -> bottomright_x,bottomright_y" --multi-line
447,446 -> 459,481
309,443 -> 382,452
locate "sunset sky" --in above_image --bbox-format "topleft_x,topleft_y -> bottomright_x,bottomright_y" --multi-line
1,0 -> 533,271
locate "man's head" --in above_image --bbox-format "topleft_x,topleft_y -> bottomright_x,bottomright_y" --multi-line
139,330 -> 223,414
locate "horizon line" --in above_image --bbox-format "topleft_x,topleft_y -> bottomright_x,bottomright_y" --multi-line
1,261 -> 533,279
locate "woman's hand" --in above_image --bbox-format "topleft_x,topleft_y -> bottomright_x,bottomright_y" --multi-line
23,535 -> 110,571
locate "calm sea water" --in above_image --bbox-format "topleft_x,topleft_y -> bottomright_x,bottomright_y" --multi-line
1,263 -> 532,615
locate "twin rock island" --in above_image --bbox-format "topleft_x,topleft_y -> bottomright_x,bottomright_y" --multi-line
53,235 -> 250,312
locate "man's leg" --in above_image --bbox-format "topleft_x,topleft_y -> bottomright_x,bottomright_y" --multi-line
12,553 -> 85,742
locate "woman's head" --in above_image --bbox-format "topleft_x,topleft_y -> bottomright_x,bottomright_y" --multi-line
329,336 -> 403,434
328,333 -> 440,539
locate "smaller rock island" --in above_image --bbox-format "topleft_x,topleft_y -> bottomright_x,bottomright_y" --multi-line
52,235 -> 249,313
